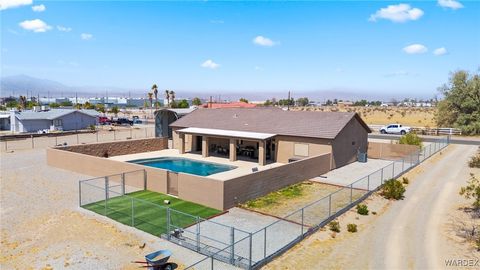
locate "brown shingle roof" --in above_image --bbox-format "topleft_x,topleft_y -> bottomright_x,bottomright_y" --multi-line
170,108 -> 371,139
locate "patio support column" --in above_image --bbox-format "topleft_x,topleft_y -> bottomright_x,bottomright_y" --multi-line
229,138 -> 237,162
202,136 -> 209,157
178,133 -> 185,154
258,140 -> 266,166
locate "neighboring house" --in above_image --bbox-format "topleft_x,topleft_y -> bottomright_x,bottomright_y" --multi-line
201,102 -> 257,109
170,108 -> 371,168
10,109 -> 99,133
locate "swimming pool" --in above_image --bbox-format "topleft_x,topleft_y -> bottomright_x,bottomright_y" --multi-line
128,157 -> 237,176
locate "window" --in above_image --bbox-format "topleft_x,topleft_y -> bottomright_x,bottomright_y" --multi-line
53,119 -> 63,126
294,143 -> 309,157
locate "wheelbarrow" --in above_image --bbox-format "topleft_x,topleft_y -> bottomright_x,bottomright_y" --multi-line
134,250 -> 173,270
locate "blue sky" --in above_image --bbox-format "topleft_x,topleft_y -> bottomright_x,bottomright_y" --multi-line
1,0 -> 479,98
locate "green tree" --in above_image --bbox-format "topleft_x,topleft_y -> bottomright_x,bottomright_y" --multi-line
49,102 -> 60,108
164,90 -> 170,107
192,97 -> 202,106
110,106 -> 119,116
83,101 -> 95,109
95,104 -> 105,113
296,97 -> 309,106
147,92 -> 153,110
460,173 -> 480,210
325,99 -> 333,106
353,99 -> 368,106
239,98 -> 249,103
264,99 -> 273,106
399,133 -> 423,148
436,70 -> 480,135
6,100 -> 18,108
169,90 -> 176,107
176,99 -> 189,108
60,101 -> 73,107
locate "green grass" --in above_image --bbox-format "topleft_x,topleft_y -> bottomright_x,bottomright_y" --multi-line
82,190 -> 221,237
243,182 -> 306,208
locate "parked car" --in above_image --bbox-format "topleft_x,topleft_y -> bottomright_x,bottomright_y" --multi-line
132,115 -> 142,124
98,116 -> 111,125
380,124 -> 411,135
113,118 -> 133,126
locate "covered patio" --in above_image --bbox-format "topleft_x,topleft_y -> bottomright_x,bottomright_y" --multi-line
176,127 -> 276,166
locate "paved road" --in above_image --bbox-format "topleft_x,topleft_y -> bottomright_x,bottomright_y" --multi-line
371,144 -> 478,269
369,133 -> 480,145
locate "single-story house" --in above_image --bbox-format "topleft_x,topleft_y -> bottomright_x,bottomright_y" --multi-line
10,109 -> 99,133
170,108 -> 371,169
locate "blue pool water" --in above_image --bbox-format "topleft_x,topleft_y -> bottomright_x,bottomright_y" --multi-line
128,157 -> 236,176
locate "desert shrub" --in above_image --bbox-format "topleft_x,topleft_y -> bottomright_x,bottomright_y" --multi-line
347,224 -> 357,233
372,211 -> 377,215
381,179 -> 406,200
89,124 -> 96,131
328,221 -> 340,233
402,177 -> 409,185
459,173 -> 480,210
469,148 -> 480,168
356,204 -> 369,215
399,133 -> 422,148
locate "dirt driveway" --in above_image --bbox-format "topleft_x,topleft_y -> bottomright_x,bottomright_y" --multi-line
264,144 -> 480,270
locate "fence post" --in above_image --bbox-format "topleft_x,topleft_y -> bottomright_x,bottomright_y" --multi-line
211,256 -> 214,270
381,167 -> 384,184
114,130 -> 116,141
55,135 -> 58,146
104,176 -> 109,216
367,175 -> 370,191
4,140 -> 7,152
248,233 -> 253,270
230,227 -> 235,264
121,173 -> 125,195
392,163 -> 395,179
143,170 -> 147,190
31,135 -> 34,149
166,207 -> 171,240
96,131 -> 99,142
145,128 -> 147,138
350,184 -> 353,203
79,180 -> 82,206
301,208 -> 305,236
132,198 -> 135,227
263,227 -> 267,259
196,216 -> 201,252
328,194 -> 332,216
402,158 -> 405,172
76,132 -> 79,144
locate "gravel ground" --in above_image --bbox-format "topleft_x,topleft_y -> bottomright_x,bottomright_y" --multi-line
0,148 -> 232,270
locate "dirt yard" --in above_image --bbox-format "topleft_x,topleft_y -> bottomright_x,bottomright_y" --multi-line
263,144 -> 480,270
0,148 -> 213,270
293,106 -> 436,127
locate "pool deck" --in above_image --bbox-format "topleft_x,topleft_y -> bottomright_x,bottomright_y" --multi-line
109,149 -> 284,180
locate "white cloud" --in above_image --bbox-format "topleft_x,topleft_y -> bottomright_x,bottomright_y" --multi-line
57,25 -> 72,32
403,44 -> 428,54
253,36 -> 276,47
433,47 -> 448,56
201,59 -> 220,69
80,33 -> 93,40
438,0 -> 464,10
369,4 -> 424,23
31,4 -> 45,12
19,19 -> 51,33
0,0 -> 32,10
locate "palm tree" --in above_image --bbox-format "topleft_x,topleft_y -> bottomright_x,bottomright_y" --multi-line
169,90 -> 175,107
151,84 -> 158,109
147,92 -> 154,111
19,95 -> 27,110
164,90 -> 170,107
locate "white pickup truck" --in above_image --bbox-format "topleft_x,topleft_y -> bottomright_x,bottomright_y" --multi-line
380,124 -> 411,135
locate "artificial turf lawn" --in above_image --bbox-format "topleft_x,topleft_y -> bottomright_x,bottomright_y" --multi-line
82,190 -> 221,237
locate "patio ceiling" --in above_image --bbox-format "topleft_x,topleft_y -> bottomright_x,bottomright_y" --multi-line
177,127 -> 276,140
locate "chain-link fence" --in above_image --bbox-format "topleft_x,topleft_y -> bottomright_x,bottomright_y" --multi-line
0,126 -> 155,151
185,136 -> 450,269
79,137 -> 449,270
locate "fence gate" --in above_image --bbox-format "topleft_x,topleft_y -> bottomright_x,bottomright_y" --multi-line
167,171 -> 179,196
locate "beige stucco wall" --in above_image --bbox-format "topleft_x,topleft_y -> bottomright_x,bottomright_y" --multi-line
275,135 -> 332,164
61,137 -> 168,157
178,174 -> 224,210
223,153 -> 332,209
368,142 -> 419,160
331,117 -> 369,169
46,148 -> 168,193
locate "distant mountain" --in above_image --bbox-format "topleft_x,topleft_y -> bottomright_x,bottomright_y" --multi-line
0,75 -> 72,94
